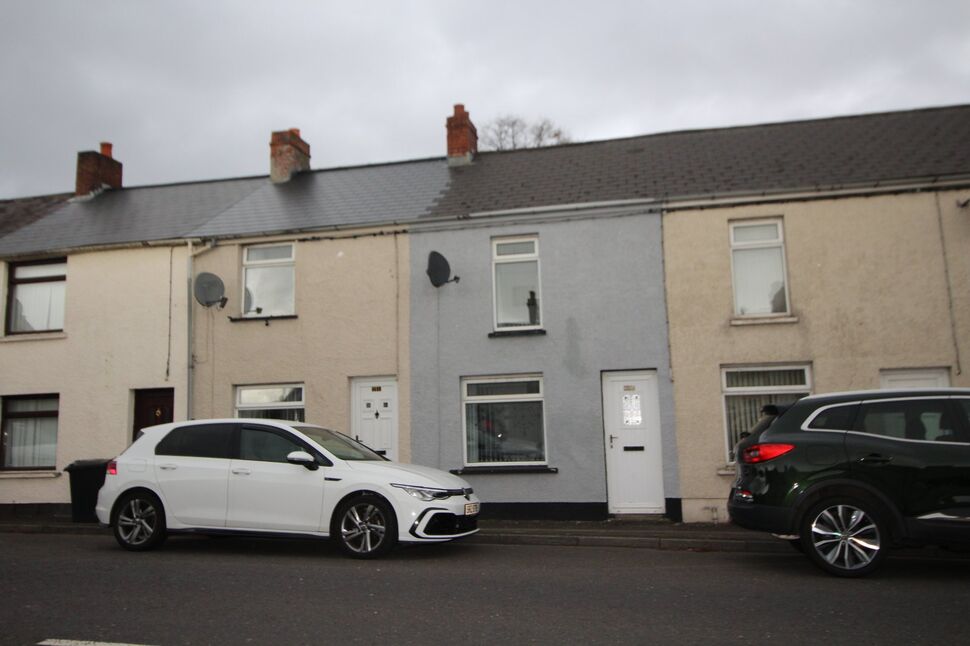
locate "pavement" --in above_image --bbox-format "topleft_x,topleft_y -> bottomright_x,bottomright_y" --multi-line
1,515 -> 967,558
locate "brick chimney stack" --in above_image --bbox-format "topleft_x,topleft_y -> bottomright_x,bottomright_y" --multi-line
75,142 -> 122,196
270,128 -> 311,183
446,104 -> 477,166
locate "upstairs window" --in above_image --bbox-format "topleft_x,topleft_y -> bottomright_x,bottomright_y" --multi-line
730,220 -> 789,317
236,384 -> 305,422
492,237 -> 542,330
5,259 -> 66,334
242,244 -> 294,317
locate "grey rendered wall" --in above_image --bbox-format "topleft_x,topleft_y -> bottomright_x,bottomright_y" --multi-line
409,211 -> 679,505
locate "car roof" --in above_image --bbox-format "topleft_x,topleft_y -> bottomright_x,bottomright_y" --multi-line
800,388 -> 970,405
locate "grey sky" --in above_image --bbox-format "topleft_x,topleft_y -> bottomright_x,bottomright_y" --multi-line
2,0 -> 968,199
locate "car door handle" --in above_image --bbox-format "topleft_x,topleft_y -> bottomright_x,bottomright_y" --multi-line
158,464 -> 177,470
857,454 -> 893,465
231,467 -> 251,475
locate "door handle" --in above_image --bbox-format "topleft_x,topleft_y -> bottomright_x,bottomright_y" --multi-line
857,454 -> 893,465
158,464 -> 177,470
609,434 -> 619,448
231,467 -> 251,475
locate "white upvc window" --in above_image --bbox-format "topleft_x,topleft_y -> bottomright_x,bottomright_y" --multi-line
492,236 -> 542,331
462,375 -> 546,466
235,384 -> 305,422
722,365 -> 811,463
242,243 -> 295,317
730,220 -> 790,317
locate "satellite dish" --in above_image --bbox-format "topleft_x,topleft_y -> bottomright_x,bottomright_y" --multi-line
427,251 -> 459,287
194,272 -> 227,308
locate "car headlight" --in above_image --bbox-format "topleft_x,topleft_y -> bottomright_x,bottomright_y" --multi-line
391,484 -> 454,501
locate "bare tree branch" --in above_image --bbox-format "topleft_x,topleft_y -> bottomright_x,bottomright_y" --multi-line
480,115 -> 571,151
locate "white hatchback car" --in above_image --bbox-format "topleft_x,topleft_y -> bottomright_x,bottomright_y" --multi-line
96,419 -> 480,558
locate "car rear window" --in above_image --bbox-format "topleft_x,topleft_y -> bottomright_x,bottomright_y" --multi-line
155,424 -> 234,458
807,403 -> 858,431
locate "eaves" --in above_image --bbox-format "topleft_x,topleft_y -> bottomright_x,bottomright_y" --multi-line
660,175 -> 970,213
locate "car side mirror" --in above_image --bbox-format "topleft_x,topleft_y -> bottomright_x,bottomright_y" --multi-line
286,450 -> 319,471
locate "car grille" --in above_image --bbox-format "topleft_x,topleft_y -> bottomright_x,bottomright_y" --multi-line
424,512 -> 478,536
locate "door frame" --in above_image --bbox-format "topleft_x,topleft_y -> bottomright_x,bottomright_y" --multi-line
350,376 -> 399,461
601,370 -> 665,514
132,388 -> 174,443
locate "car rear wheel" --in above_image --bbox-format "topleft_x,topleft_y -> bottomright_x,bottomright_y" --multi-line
800,498 -> 887,577
334,495 -> 397,559
113,490 -> 167,551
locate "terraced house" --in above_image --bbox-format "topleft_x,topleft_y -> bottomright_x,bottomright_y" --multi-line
1,104 -> 968,522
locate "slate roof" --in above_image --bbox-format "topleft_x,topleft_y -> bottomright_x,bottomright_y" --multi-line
0,193 -> 72,239
189,159 -> 449,237
0,177 -> 263,257
0,104 -> 967,258
427,104 -> 970,218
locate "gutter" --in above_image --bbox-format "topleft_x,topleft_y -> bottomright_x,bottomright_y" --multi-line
660,176 -> 970,212
0,237 -> 196,262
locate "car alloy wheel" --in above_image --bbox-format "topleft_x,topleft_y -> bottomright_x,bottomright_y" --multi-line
800,499 -> 886,577
337,496 -> 396,558
113,491 -> 167,551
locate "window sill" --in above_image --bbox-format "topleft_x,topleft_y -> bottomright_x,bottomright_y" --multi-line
450,465 -> 558,475
227,315 -> 298,326
716,466 -> 736,477
730,315 -> 798,327
488,329 -> 547,338
0,471 -> 61,479
0,332 -> 67,343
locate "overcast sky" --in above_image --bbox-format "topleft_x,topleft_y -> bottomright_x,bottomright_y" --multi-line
2,1 -> 968,199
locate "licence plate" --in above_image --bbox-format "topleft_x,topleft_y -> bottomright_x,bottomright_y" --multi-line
464,502 -> 480,516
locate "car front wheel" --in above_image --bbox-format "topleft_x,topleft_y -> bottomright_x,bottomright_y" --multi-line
334,495 -> 397,559
113,490 -> 167,551
799,498 -> 887,577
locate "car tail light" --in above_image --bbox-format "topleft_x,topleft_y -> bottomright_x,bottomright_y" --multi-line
106,460 -> 118,476
740,443 -> 794,464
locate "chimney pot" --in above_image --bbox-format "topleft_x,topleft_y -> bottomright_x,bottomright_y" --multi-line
100,142 -> 113,158
270,128 -> 311,183
446,103 -> 477,166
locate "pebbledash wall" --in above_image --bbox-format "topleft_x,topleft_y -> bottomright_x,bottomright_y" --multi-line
189,229 -> 412,461
0,245 -> 189,505
664,188 -> 970,522
409,207 -> 681,518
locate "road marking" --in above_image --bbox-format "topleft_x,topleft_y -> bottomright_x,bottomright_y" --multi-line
38,640 -> 157,646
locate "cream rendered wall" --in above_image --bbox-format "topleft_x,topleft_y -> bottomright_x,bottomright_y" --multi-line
191,230 -> 411,461
0,245 -> 189,504
664,190 -> 970,522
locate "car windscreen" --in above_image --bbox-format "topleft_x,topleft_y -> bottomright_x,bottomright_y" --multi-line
292,425 -> 385,461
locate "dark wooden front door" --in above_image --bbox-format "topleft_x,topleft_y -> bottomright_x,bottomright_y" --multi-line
133,388 -> 174,442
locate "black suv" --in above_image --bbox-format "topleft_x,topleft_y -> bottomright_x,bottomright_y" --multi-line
729,389 -> 970,576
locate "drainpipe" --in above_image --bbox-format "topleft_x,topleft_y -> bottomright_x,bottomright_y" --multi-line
187,239 -> 217,420
186,240 -> 194,420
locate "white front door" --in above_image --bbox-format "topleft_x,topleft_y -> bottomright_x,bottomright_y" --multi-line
880,368 -> 951,389
351,377 -> 399,461
602,371 -> 665,514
